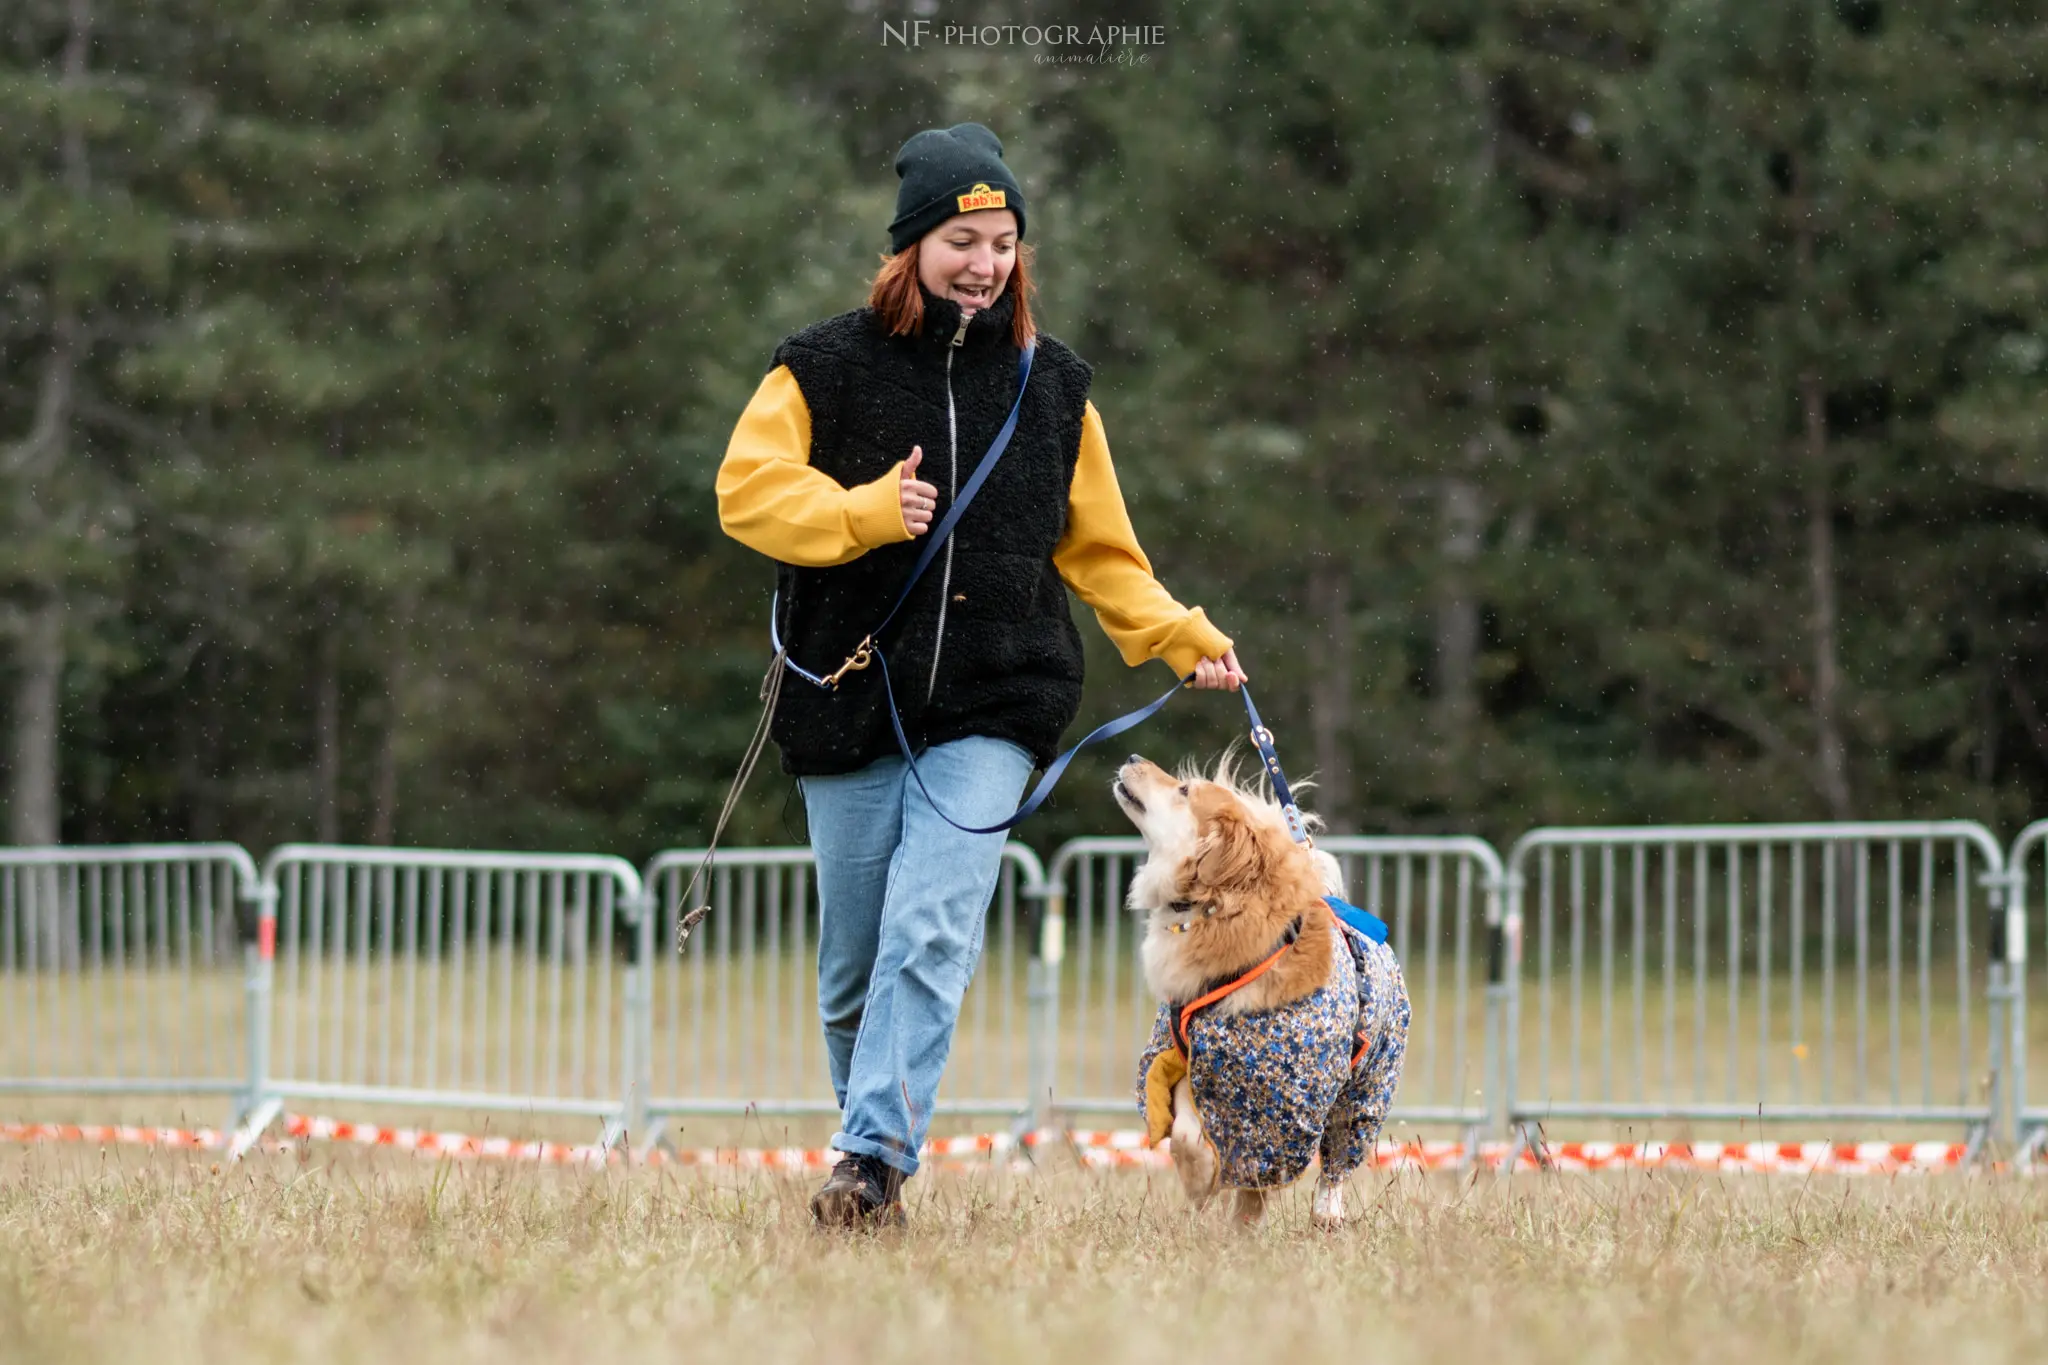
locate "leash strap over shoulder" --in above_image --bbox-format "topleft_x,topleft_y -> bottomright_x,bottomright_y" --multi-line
774,343 -> 1035,690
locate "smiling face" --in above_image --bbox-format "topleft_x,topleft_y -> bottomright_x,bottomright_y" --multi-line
916,208 -> 1017,314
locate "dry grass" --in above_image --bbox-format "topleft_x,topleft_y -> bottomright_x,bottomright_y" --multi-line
3,1145 -> 2047,1364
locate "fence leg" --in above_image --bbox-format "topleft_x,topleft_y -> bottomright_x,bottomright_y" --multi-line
1499,871 -> 1525,1144
1962,1119 -> 1991,1169
1511,1121 -> 1550,1172
1026,886 -> 1065,1136
623,893 -> 654,1151
227,1096 -> 284,1162
1480,979 -> 1505,1163
2005,873 -> 2028,1152
1987,959 -> 2006,1150
231,878 -> 279,1153
1979,867 -> 2022,1151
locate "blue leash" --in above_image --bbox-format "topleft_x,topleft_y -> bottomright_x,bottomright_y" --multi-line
880,653 -> 1387,943
886,636 -> 1388,944
879,647 -> 1193,835
1240,685 -> 1387,945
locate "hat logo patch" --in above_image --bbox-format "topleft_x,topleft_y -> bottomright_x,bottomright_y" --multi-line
956,182 -> 1007,212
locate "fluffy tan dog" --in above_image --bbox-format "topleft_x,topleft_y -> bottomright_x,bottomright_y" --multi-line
1114,754 -> 1409,1228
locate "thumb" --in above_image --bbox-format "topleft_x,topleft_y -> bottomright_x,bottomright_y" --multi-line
903,446 -> 922,478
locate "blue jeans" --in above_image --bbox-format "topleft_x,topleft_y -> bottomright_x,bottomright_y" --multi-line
801,735 -> 1035,1177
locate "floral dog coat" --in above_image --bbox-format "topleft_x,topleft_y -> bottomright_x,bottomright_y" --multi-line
1136,916 -> 1410,1189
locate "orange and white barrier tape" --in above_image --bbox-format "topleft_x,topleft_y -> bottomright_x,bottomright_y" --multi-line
0,1116 -> 1995,1176
1019,1136 -> 1979,1176
0,1119 -> 293,1155
285,1116 -> 1033,1171
1,1120 -> 227,1150
284,1114 -> 614,1167
1501,1138 -> 1973,1176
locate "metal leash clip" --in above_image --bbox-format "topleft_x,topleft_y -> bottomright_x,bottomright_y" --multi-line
821,636 -> 875,689
1250,722 -> 1314,848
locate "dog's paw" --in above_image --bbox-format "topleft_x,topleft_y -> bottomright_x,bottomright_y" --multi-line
1168,1077 -> 1221,1209
1172,1135 -> 1221,1209
1309,1179 -> 1347,1231
1230,1188 -> 1271,1225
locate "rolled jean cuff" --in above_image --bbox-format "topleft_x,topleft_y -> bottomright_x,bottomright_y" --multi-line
831,1131 -> 919,1177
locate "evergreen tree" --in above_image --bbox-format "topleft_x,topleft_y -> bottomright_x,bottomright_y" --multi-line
0,0 -> 198,842
108,0 -> 853,851
7,0 -> 2046,852
1498,0 -> 2048,824
1059,0 -> 1565,835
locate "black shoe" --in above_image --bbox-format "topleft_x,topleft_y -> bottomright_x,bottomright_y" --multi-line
809,1153 -> 909,1230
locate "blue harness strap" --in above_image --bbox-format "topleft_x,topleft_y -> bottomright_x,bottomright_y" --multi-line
1326,894 -> 1389,945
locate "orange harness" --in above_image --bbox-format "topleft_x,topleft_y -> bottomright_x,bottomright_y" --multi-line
1169,908 -> 1371,1070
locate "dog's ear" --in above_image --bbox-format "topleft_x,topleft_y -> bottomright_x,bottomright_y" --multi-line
1189,785 -> 1267,892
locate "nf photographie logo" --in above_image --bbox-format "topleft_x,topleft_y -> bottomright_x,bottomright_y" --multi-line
881,21 -> 1166,64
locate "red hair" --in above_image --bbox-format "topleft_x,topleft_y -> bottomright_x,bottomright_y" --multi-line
868,239 -> 1038,349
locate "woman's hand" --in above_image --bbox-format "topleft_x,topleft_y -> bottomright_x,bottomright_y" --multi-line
1189,648 -> 1248,691
900,446 -> 939,537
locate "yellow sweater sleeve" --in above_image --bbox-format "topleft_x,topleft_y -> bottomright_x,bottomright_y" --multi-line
715,365 -> 913,567
1053,401 -> 1234,678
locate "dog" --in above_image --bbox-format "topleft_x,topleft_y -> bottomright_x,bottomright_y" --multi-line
1113,754 -> 1410,1228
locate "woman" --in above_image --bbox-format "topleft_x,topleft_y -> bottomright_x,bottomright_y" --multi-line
716,122 -> 1245,1228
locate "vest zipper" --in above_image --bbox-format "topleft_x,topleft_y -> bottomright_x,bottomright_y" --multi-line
928,328 -> 965,703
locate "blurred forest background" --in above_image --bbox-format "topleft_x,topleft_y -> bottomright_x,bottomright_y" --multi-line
2,0 -> 2044,859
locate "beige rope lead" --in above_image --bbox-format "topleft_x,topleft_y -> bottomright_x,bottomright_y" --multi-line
674,646 -> 786,953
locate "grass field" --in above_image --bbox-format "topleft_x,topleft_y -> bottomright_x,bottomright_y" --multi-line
3,1145 -> 2046,1364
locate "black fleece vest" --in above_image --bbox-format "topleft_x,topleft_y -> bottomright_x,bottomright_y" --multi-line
765,284 -> 1093,777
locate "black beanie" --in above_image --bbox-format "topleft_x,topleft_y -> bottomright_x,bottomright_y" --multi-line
888,122 -> 1028,254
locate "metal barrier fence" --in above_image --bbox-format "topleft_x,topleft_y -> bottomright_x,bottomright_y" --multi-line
0,845 -> 263,1111
257,846 -> 649,1144
2009,821 -> 2047,1160
1040,836 -> 1508,1142
1504,824 -> 2016,1150
5,822 -> 2048,1155
638,845 -> 1047,1140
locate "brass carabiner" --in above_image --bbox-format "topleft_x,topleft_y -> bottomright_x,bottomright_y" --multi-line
821,636 -> 875,690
